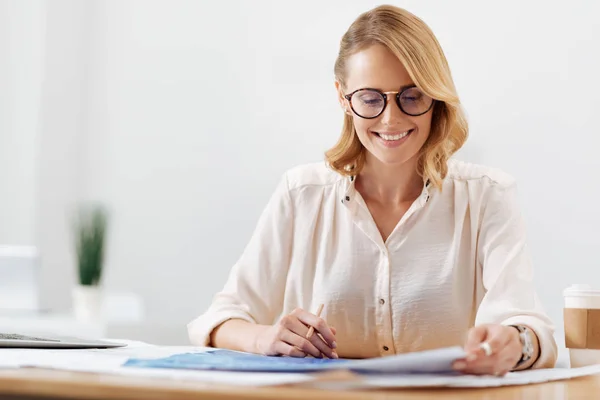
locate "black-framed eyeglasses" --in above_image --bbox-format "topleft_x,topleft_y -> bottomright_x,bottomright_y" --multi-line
344,86 -> 434,119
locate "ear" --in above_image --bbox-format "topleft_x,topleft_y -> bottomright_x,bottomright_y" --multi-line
335,81 -> 352,115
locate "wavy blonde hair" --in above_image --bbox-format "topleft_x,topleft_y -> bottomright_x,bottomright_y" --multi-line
325,5 -> 468,189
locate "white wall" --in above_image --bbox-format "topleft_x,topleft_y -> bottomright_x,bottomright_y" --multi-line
6,0 -> 600,344
35,0 -> 95,312
0,0 -> 46,245
84,0 -> 348,328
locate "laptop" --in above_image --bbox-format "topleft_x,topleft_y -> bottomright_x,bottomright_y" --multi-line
0,332 -> 126,349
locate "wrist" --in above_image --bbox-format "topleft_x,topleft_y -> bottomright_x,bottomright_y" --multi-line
250,324 -> 270,355
211,319 -> 268,354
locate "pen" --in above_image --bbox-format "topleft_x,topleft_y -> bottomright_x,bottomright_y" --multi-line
305,303 -> 324,340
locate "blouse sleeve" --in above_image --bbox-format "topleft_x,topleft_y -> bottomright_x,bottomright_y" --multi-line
475,180 -> 557,368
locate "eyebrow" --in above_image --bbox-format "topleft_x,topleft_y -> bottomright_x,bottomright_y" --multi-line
350,84 -> 416,93
382,84 -> 416,92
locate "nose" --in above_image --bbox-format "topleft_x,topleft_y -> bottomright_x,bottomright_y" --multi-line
380,96 -> 407,125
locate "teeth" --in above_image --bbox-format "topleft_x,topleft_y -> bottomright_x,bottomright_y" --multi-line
378,130 -> 411,141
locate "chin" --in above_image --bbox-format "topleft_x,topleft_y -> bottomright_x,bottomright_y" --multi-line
371,150 -> 417,166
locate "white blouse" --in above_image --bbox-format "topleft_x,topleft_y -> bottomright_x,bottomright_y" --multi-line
188,159 -> 557,368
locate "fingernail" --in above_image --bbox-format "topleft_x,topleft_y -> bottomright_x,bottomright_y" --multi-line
453,361 -> 466,370
331,341 -> 337,349
332,352 -> 339,359
467,354 -> 477,362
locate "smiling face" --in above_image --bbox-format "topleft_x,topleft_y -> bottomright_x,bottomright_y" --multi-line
336,44 -> 434,168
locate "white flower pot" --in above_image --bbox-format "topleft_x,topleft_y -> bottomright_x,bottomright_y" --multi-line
72,284 -> 103,322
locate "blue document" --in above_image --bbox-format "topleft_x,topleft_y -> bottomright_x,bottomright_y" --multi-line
124,346 -> 465,374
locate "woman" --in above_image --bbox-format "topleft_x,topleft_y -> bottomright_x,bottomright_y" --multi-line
188,5 -> 557,376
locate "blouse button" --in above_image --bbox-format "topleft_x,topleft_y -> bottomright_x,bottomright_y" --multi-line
379,299 -> 385,305
383,346 -> 389,351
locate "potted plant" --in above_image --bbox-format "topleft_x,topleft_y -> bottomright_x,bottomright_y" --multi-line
72,204 -> 108,321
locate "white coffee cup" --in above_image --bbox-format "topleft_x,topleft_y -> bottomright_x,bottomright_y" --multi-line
564,284 -> 600,368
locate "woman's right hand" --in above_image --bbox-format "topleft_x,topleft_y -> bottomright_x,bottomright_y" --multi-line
254,308 -> 338,359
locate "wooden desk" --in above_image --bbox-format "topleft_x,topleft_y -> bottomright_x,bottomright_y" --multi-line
0,368 -> 597,400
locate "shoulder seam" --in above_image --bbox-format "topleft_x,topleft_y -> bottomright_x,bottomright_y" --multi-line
446,173 -> 515,187
282,171 -> 295,225
287,179 -> 344,192
446,160 -> 515,188
284,163 -> 345,191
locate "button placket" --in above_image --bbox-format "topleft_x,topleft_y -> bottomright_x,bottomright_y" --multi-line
421,181 -> 431,204
376,249 -> 394,355
340,176 -> 356,206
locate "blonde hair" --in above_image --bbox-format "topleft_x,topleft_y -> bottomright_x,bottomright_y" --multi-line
325,5 -> 468,189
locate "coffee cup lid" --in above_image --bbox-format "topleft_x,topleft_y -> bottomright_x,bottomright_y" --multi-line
564,284 -> 600,297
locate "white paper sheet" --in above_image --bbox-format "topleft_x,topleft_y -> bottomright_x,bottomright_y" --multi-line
0,340 -> 313,386
338,346 -> 465,373
308,364 -> 600,390
0,360 -> 21,369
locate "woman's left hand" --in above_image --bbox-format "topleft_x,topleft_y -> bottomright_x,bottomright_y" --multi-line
452,324 -> 522,376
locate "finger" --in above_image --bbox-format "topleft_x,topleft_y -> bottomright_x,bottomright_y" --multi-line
314,332 -> 339,359
455,347 -> 497,372
455,344 -> 506,373
496,338 -> 522,371
465,325 -> 489,353
274,341 -> 307,358
292,308 -> 336,347
455,356 -> 497,375
455,352 -> 498,374
292,308 -> 336,346
456,340 -> 519,375
280,329 -> 323,358
331,326 -> 337,335
474,363 -> 510,377
285,317 -> 338,359
469,327 -> 513,364
484,327 -> 512,357
309,334 -> 339,359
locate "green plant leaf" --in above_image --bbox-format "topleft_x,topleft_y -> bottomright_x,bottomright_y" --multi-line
73,204 -> 108,286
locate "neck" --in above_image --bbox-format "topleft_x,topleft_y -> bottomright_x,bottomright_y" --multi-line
356,153 -> 423,205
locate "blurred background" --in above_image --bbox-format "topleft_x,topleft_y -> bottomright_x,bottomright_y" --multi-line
1,0 -> 599,345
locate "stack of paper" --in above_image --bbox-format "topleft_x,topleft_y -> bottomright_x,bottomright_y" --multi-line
307,364 -> 600,390
121,345 -> 600,389
123,346 -> 466,373
0,340 -> 313,386
1,340 -> 600,389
